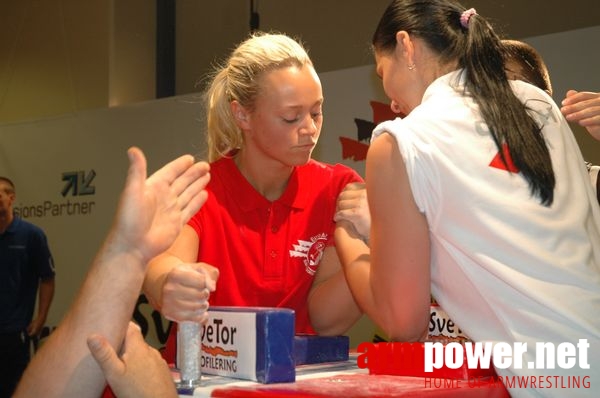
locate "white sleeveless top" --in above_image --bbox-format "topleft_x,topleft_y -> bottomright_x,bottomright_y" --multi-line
373,70 -> 600,398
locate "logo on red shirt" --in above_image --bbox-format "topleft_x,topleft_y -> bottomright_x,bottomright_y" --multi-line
289,233 -> 328,275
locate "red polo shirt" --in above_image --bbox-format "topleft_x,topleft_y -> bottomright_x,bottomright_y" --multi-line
162,156 -> 362,363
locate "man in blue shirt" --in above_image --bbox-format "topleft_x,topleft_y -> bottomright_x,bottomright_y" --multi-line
0,176 -> 55,398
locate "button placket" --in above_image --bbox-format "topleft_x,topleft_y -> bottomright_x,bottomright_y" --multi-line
264,204 -> 281,277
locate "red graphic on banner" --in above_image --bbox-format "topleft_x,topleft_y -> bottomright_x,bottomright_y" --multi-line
202,344 -> 238,358
371,101 -> 400,124
340,137 -> 369,161
339,101 -> 402,161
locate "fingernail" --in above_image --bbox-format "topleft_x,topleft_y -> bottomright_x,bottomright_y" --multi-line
87,336 -> 101,350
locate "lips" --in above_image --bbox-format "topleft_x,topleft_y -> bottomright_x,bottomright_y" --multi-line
297,142 -> 316,149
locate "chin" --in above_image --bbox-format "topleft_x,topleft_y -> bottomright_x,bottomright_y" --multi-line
287,151 -> 313,167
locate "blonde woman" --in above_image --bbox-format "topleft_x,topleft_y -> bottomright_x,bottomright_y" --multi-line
143,32 -> 364,363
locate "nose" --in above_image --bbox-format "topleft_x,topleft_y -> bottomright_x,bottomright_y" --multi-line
299,114 -> 319,136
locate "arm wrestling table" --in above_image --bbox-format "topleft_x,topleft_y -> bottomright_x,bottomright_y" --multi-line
177,355 -> 511,398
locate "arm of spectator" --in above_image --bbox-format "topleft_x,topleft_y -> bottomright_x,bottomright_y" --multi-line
27,277 -> 55,337
14,147 -> 210,398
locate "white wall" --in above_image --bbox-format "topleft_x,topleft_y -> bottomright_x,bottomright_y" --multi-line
0,94 -> 206,346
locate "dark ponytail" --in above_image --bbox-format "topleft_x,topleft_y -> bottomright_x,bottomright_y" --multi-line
373,0 -> 555,205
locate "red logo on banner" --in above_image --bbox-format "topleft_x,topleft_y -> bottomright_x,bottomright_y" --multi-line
339,101 -> 402,161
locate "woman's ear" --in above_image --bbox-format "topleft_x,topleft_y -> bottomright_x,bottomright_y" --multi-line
395,30 -> 415,67
230,100 -> 251,130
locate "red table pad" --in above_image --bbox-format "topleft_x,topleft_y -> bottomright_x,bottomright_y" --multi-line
210,373 -> 511,398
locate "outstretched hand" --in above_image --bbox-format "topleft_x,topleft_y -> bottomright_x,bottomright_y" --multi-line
110,147 -> 211,264
561,90 -> 600,141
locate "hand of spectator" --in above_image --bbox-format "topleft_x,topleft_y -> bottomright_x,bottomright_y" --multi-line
87,322 -> 178,398
561,90 -> 600,140
109,147 -> 211,266
26,317 -> 45,337
334,182 -> 371,243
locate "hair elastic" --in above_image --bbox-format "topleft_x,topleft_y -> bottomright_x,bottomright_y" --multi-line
460,8 -> 477,29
